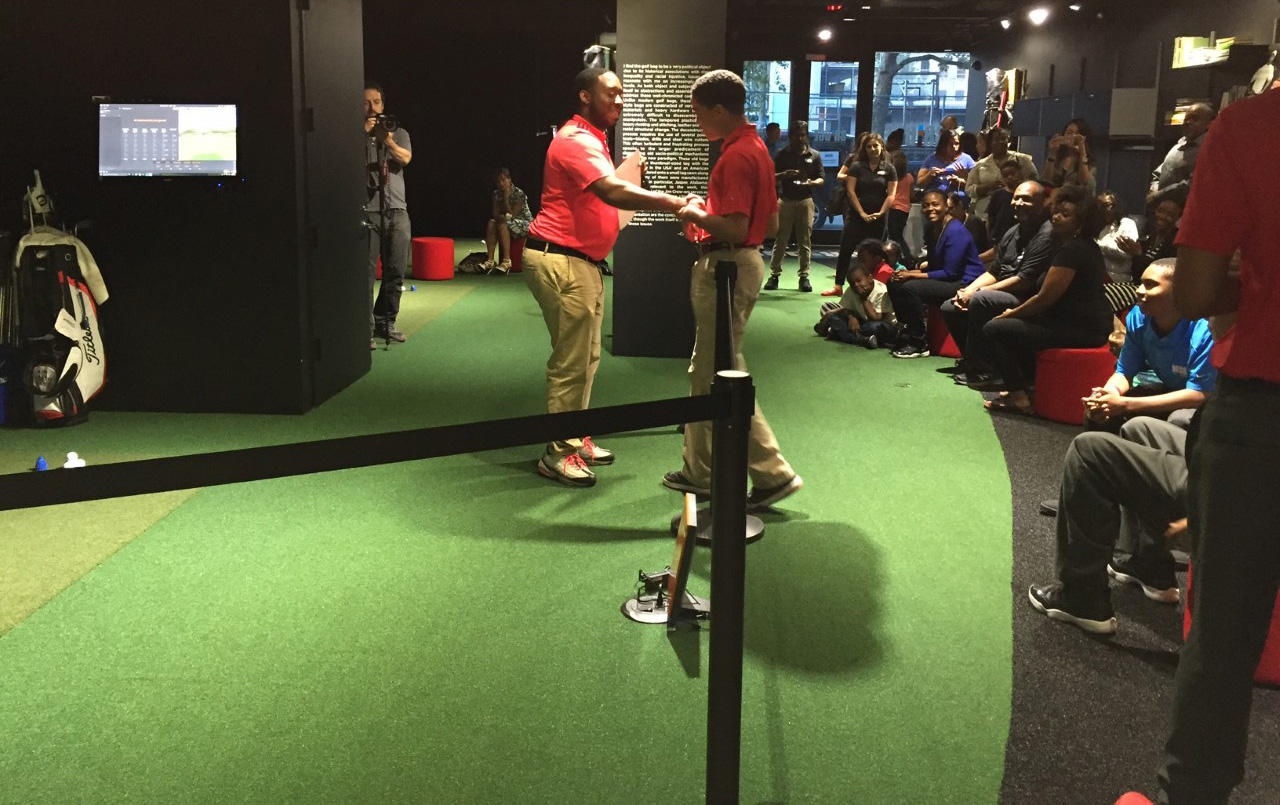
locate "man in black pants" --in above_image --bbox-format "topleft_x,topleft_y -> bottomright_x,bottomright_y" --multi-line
941,181 -> 1053,386
1118,86 -> 1280,805
1028,416 -> 1189,635
765,120 -> 822,292
364,81 -> 413,349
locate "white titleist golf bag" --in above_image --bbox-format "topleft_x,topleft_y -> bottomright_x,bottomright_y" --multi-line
0,171 -> 109,426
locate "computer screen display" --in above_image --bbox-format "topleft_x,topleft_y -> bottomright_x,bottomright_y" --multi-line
98,103 -> 237,177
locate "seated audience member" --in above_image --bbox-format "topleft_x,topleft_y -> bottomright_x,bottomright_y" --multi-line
980,184 -> 1112,414
941,181 -> 1054,387
826,132 -> 896,296
959,130 -> 981,161
816,259 -> 897,349
917,129 -> 974,194
483,167 -> 533,273
1096,191 -> 1142,300
885,127 -> 905,153
1043,118 -> 1097,196
886,189 -> 986,358
1148,102 -> 1214,207
983,161 -> 1025,243
1083,259 -> 1215,432
1116,197 -> 1181,281
886,150 -> 914,265
946,190 -> 993,260
882,239 -> 907,274
968,127 -> 1040,221
1028,415 -> 1190,635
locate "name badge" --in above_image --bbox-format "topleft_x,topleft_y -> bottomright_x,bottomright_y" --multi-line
1173,365 -> 1188,377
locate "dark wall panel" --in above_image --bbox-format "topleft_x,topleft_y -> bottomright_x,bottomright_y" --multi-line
612,0 -> 727,358
360,0 -> 616,240
296,0 -> 372,406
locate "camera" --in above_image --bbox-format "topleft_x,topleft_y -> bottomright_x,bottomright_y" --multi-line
371,113 -> 398,138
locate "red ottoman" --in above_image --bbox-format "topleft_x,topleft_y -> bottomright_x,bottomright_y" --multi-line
1184,562 -> 1280,687
411,237 -> 454,281
508,237 -> 526,274
926,305 -> 962,359
1032,346 -> 1115,424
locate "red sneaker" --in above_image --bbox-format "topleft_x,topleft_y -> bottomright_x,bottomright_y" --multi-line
820,286 -> 843,297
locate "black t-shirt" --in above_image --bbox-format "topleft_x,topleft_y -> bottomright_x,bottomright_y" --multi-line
1038,236 -> 1111,331
992,219 -> 1055,295
774,146 -> 824,201
843,159 -> 898,213
963,215 -> 991,256
986,188 -> 1014,241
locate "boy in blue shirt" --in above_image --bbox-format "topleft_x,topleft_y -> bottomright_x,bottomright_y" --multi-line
1083,259 -> 1215,431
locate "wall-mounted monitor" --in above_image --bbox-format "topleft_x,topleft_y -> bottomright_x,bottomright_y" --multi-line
98,103 -> 237,177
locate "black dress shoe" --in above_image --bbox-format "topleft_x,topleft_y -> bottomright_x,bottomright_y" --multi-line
798,277 -> 813,293
763,276 -> 779,291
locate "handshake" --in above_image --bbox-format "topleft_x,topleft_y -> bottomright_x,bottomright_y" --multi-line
673,194 -> 708,241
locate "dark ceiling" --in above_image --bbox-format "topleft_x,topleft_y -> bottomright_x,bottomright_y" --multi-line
727,0 -> 1083,53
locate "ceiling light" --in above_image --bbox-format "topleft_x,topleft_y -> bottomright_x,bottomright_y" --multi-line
862,5 -> 871,9
1000,19 -> 1011,30
1027,7 -> 1050,25
1068,3 -> 1082,9
843,17 -> 854,21
818,28 -> 833,41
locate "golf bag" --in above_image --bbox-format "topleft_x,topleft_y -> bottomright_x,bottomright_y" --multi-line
0,171 -> 109,426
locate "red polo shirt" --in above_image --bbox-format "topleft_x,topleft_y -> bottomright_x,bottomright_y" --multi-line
699,123 -> 778,247
528,115 -> 619,262
1176,91 -> 1280,382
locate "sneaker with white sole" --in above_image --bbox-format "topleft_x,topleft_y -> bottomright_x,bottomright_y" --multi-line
1028,582 -> 1117,635
538,452 -> 596,487
1108,558 -> 1180,604
577,437 -> 614,466
662,471 -> 710,496
747,475 -> 803,511
891,340 -> 929,359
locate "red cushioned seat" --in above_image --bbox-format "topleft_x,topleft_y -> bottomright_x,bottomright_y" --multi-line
411,237 -> 454,281
1184,562 -> 1280,687
1032,346 -> 1115,424
508,237 -> 526,274
926,304 -> 961,359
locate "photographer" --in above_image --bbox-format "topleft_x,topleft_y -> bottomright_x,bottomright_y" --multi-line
364,81 -> 413,348
1043,118 -> 1096,196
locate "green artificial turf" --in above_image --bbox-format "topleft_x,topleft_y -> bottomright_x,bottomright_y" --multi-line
0,244 -> 1012,803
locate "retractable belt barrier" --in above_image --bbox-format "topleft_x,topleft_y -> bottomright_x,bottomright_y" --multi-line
0,395 -> 720,511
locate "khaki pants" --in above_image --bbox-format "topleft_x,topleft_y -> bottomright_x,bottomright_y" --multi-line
682,248 -> 795,489
524,247 -> 603,456
769,197 -> 814,277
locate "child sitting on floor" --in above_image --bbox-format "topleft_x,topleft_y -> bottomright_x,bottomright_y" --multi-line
882,239 -> 908,276
815,246 -> 897,348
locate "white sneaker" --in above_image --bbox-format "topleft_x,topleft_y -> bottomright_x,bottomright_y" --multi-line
576,437 -> 614,466
538,452 -> 596,487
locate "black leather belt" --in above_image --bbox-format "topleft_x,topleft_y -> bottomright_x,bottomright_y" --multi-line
526,238 -> 596,265
696,241 -> 745,254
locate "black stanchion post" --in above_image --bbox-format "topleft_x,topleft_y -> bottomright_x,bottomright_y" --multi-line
705,368 -> 754,805
713,259 -> 737,371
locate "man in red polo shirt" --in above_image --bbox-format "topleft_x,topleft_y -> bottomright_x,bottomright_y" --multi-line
525,67 -> 687,488
661,69 -> 802,511
1118,89 -> 1280,805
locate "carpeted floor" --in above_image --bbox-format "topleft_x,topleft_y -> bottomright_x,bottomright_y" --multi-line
0,241 -> 1275,803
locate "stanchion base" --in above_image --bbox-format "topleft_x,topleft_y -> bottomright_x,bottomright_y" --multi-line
621,591 -> 710,625
669,508 -> 764,544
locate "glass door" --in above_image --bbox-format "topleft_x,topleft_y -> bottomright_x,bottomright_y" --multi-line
809,61 -> 859,232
